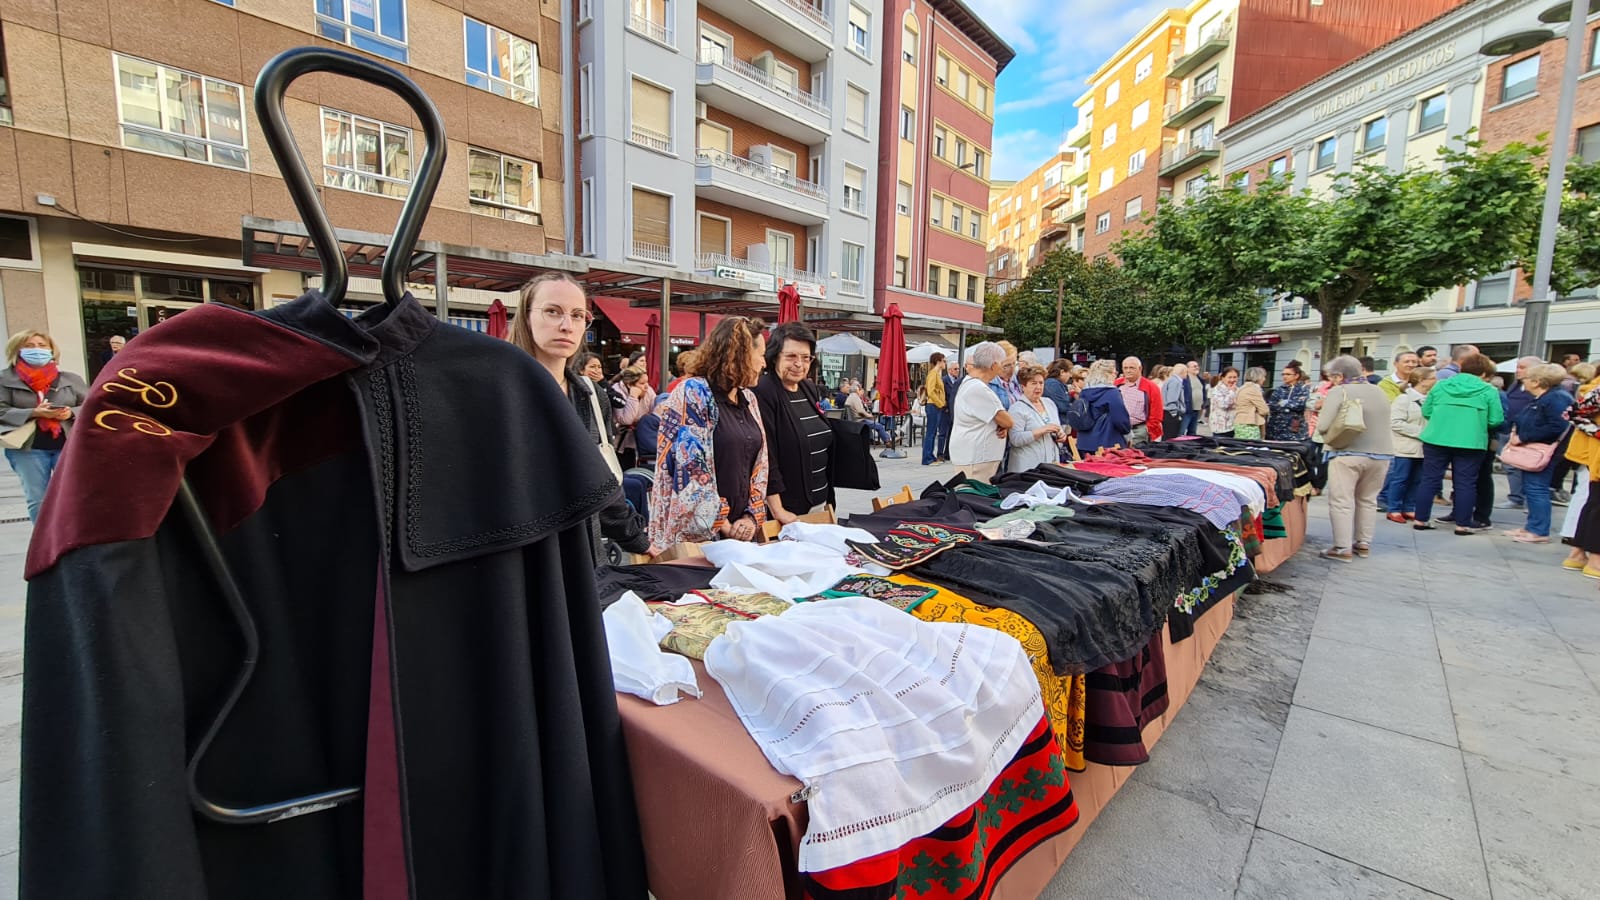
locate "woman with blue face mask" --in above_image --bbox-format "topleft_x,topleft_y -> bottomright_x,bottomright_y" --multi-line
0,330 -> 89,520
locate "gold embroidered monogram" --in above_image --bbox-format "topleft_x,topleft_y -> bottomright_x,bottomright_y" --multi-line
93,410 -> 175,437
101,368 -> 179,409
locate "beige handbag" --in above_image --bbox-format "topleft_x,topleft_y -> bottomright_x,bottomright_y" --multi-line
585,382 -> 625,482
1322,388 -> 1366,449
0,421 -> 37,451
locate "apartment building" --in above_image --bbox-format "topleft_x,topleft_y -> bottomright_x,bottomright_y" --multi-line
573,0 -> 878,322
0,0 -> 566,377
875,0 -> 1012,333
986,149 -> 1080,293
1070,0 -> 1466,260
1220,0 -> 1600,374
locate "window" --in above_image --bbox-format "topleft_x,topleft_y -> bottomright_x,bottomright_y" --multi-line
581,178 -> 595,254
1101,122 -> 1117,148
630,186 -> 672,262
1418,92 -> 1447,132
321,108 -> 411,196
843,165 -> 866,213
698,24 -> 730,63
845,84 -> 868,136
768,231 -> 794,272
997,253 -> 1009,271
468,148 -> 540,224
1135,53 -> 1153,82
956,69 -> 970,102
966,273 -> 978,303
847,4 -> 871,56
1131,100 -> 1149,128
1592,29 -> 1600,70
1128,149 -> 1146,175
1095,212 -> 1110,234
1314,136 -> 1337,171
464,18 -> 538,106
936,54 -> 949,86
115,56 -> 248,169
841,242 -> 864,293
697,212 -> 730,257
955,138 -> 968,166
1099,170 -> 1113,192
0,30 -> 10,126
768,145 -> 798,176
1028,213 -> 1038,230
933,126 -> 947,158
929,195 -> 944,225
1361,117 -> 1387,154
1501,55 -> 1539,103
1031,185 -> 1039,201
578,65 -> 593,135
969,216 -> 980,239
899,105 -> 914,140
928,264 -> 941,293
1185,173 -> 1209,196
1191,119 -> 1215,148
951,206 -> 963,233
894,255 -> 908,286
629,77 -> 672,152
696,120 -> 731,154
0,216 -> 39,269
973,150 -> 986,179
896,181 -> 912,215
1104,80 -> 1120,105
1473,272 -> 1512,308
975,83 -> 989,114
316,0 -> 408,62
1124,196 -> 1142,221
629,0 -> 672,45
1578,124 -> 1600,163
946,271 -> 959,299
903,24 -> 918,64
1268,156 -> 1288,177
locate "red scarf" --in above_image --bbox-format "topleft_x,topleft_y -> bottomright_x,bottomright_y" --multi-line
15,360 -> 63,438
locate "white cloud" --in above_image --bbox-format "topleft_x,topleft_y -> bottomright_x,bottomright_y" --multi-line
991,129 -> 1061,181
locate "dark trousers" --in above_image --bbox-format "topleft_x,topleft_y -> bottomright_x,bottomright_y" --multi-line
1163,412 -> 1181,441
1379,455 -> 1421,514
1474,448 -> 1496,525
937,408 -> 952,459
1413,444 -> 1485,526
922,405 -> 944,464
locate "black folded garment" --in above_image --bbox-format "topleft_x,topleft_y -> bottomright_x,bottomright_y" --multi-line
593,563 -> 717,607
993,463 -> 1110,492
843,487 -> 994,536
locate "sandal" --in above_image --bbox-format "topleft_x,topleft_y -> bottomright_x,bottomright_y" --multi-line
1413,521 -> 1435,531
1353,543 -> 1371,558
1512,533 -> 1550,544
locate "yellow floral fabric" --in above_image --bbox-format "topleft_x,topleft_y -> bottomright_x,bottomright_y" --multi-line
893,574 -> 1087,772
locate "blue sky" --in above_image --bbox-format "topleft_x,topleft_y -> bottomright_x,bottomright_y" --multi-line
966,0 -> 1170,181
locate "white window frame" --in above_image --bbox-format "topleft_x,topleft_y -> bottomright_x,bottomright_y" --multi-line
842,164 -> 867,214
1130,99 -> 1149,129
1361,116 -> 1386,154
320,107 -> 413,196
1501,55 -> 1539,103
840,241 -> 865,295
847,3 -> 872,58
628,75 -> 674,154
896,181 -> 912,216
581,178 -> 595,255
902,23 -> 918,64
696,120 -> 732,154
845,82 -> 869,137
894,255 -> 908,287
1104,79 -> 1120,105
1099,170 -> 1113,192
1418,92 -> 1447,132
315,0 -> 409,62
628,183 -> 674,264
1102,122 -> 1117,148
767,229 -> 795,271
1134,53 -> 1153,83
1268,156 -> 1288,177
929,195 -> 944,226
900,105 -> 915,141
0,214 -> 42,271
1128,148 -> 1146,175
769,145 -> 799,176
696,211 -> 732,258
1095,212 -> 1111,234
698,22 -> 732,64
467,146 -> 542,224
1124,196 -> 1142,221
113,55 -> 250,170
933,125 -> 947,158
463,17 -> 539,107
628,0 -> 675,47
578,64 -> 593,136
1314,135 -> 1337,171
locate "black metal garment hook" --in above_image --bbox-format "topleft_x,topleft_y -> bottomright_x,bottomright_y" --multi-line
183,47 -> 450,827
252,46 -> 448,307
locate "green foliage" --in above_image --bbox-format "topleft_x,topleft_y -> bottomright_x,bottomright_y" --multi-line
1115,141 -> 1545,361
1549,157 -> 1600,295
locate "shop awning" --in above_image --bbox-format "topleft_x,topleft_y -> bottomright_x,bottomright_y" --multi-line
593,297 -> 722,345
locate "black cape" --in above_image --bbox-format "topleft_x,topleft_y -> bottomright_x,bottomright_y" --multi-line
21,293 -> 646,899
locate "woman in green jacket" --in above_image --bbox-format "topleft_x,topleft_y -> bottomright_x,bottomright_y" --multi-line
1411,353 -> 1505,534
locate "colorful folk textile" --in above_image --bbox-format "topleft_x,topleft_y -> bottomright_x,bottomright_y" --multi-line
800,716 -> 1079,900
648,377 -> 768,554
646,590 -> 790,660
901,576 -> 1087,772
847,522 -> 982,570
1082,633 -> 1169,767
802,574 -> 938,613
1175,528 -> 1249,615
1233,422 -> 1262,440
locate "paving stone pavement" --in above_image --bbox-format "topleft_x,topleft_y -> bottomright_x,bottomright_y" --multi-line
0,456 -> 1595,900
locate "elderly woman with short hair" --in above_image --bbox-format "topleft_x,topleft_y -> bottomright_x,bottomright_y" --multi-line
1504,362 -> 1576,543
1007,363 -> 1066,473
1315,355 -> 1395,561
1071,359 -> 1132,455
949,341 -> 1015,483
1233,367 -> 1270,440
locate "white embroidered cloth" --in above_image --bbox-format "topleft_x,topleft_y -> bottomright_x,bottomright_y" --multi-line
602,593 -> 701,705
704,597 -> 1043,872
998,480 -> 1083,509
702,540 -> 871,599
778,521 -> 879,556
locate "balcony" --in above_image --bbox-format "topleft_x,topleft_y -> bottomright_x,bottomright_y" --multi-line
1067,118 -> 1092,149
696,52 -> 831,144
696,0 -> 832,62
1069,163 -> 1089,186
1167,16 -> 1232,78
1164,76 -> 1227,128
695,252 -> 829,299
1041,182 -> 1071,210
626,12 -> 674,47
694,147 -> 830,225
629,123 -> 673,154
1040,212 -> 1073,240
631,240 -> 674,265
1063,197 -> 1088,222
1159,136 -> 1221,177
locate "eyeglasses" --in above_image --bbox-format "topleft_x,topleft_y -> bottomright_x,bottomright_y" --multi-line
541,305 -> 594,326
780,353 -> 814,364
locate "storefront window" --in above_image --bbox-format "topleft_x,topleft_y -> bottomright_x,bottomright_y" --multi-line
79,266 -> 258,379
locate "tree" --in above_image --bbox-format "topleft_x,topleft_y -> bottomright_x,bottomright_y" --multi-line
1549,157 -> 1600,295
984,248 -> 1162,360
1117,142 -> 1545,363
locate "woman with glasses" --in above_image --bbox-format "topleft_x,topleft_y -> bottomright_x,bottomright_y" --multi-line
649,316 -> 771,553
509,272 -> 649,562
1267,361 -> 1311,441
754,322 -> 833,525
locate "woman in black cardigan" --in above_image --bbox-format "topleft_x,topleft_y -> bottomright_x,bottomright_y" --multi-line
754,322 -> 835,525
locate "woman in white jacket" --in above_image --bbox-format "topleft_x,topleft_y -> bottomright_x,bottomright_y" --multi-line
1381,366 -> 1436,523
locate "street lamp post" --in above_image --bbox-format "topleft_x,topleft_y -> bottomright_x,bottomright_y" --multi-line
1481,0 -> 1594,359
1033,276 -> 1067,359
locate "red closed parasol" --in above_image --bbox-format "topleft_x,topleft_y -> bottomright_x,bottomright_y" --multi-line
777,283 -> 801,324
644,313 -> 662,390
487,298 -> 508,339
875,304 -> 909,458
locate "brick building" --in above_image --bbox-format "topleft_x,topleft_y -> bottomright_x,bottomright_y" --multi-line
1220,0 -> 1600,374
985,149 -> 1079,294
1,0 -> 566,376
